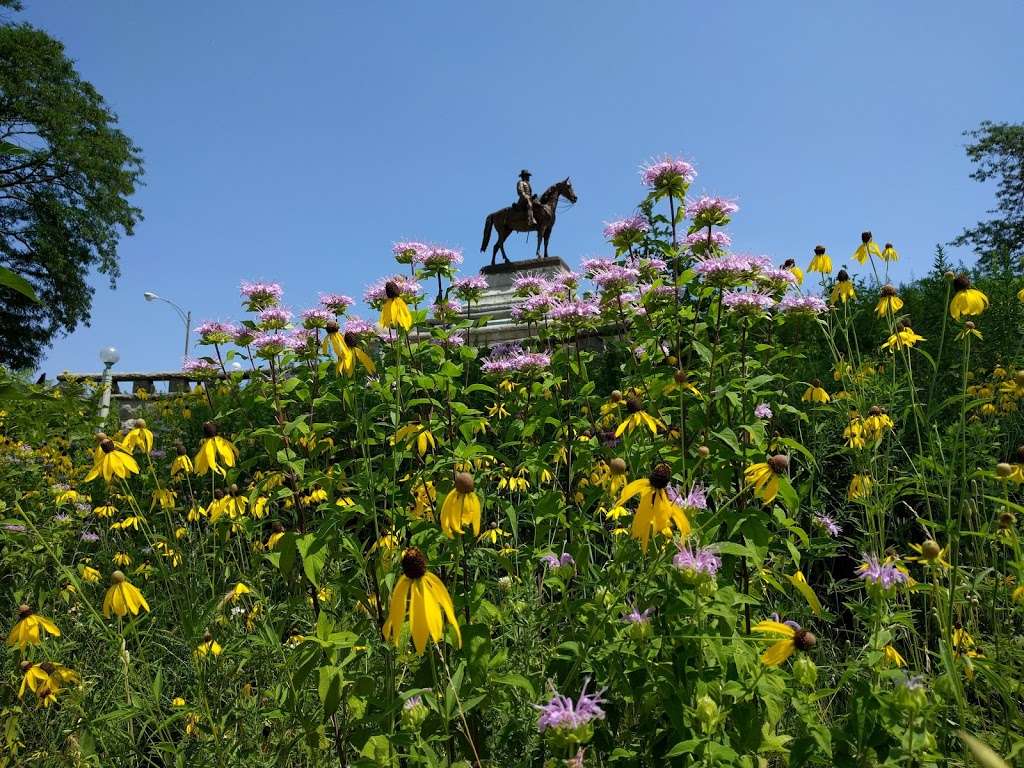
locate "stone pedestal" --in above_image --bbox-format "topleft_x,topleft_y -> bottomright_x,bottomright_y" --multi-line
467,257 -> 571,346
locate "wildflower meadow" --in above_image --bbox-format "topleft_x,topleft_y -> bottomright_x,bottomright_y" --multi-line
4,154 -> 1024,767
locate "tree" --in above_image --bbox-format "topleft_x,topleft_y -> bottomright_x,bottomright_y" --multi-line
0,8 -> 143,369
952,121 -> 1024,273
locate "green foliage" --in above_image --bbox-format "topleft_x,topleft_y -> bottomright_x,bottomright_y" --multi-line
0,10 -> 143,369
3,158 -> 1024,767
952,121 -> 1024,274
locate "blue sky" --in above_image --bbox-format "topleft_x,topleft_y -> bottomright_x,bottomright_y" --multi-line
21,1 -> 1024,375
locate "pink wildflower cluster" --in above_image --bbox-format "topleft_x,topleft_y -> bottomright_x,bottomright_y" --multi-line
535,679 -> 607,733
640,156 -> 696,188
480,344 -> 551,375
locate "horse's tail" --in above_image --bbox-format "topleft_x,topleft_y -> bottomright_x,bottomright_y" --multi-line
480,214 -> 493,251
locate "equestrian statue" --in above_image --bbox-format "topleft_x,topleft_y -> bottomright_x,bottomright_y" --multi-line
481,170 -> 577,265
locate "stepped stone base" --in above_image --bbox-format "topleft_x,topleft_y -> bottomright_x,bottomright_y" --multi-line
467,257 -> 571,346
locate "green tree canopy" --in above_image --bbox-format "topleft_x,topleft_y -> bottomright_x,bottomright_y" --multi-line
953,120 -> 1024,273
0,11 -> 143,369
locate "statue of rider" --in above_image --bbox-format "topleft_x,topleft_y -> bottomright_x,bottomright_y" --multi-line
516,169 -> 535,227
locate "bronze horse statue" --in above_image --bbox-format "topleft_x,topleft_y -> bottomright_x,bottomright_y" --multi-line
481,177 -> 577,265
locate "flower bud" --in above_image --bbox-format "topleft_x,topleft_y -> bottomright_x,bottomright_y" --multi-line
697,445 -> 710,459
454,472 -> 475,494
995,463 -> 1014,478
695,695 -> 719,730
792,656 -> 818,688
610,389 -> 622,403
609,457 -> 627,475
768,454 -> 790,473
921,540 -> 941,560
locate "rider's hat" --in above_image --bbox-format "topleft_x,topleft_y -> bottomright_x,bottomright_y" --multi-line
519,169 -> 531,179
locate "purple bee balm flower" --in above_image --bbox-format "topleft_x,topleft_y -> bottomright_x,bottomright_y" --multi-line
343,316 -> 376,337
673,544 -> 721,577
453,275 -> 488,299
301,307 -> 333,329
433,332 -> 465,348
240,281 -> 283,310
755,403 -> 773,419
418,245 -> 463,269
814,513 -> 841,537
195,321 -> 238,345
549,299 -> 601,326
683,230 -> 732,251
80,530 -> 99,542
233,326 -> 255,346
640,155 -> 696,188
182,358 -> 219,377
581,257 -> 616,276
512,275 -> 550,296
319,294 -> 355,315
3,523 -> 26,533
392,241 -> 430,265
536,678 -> 607,733
592,265 -> 641,295
364,275 -> 423,306
722,291 -> 775,314
686,195 -> 739,222
251,331 -> 292,358
858,553 -> 909,590
778,295 -> 828,315
481,345 -> 551,375
756,267 -> 798,292
403,694 -> 424,710
53,513 -> 70,523
623,606 -> 653,624
553,271 -> 581,291
602,215 -> 650,242
257,307 -> 292,330
541,552 -> 575,569
693,255 -> 761,287
510,294 -> 553,322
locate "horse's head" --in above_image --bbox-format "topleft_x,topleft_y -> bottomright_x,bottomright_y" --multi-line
559,177 -> 578,204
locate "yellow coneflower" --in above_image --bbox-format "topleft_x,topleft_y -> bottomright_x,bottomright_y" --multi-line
808,245 -> 832,274
225,582 -> 251,603
55,488 -> 81,505
251,496 -> 269,518
830,270 -> 856,304
862,406 -> 894,442
665,370 -> 702,399
19,661 -> 79,706
853,231 -> 882,264
874,284 -> 904,318
616,463 -> 691,553
194,421 -> 238,477
122,419 -> 154,454
847,471 -> 872,500
439,472 -> 482,538
753,619 -> 816,666
383,547 -> 461,655
843,414 -> 865,449
949,275 -> 989,321
615,399 -> 665,437
410,480 -> 436,520
606,457 -> 629,495
478,522 -> 510,545
744,455 -> 789,504
802,379 -> 830,404
369,532 -> 400,568
195,631 -> 222,657
6,605 -> 60,650
113,552 -> 132,567
152,488 -> 176,511
172,696 -> 186,707
881,243 -> 899,262
81,566 -> 101,584
187,504 -> 207,522
339,331 -> 376,376
170,444 -> 193,476
393,423 -> 436,457
380,281 -> 413,330
110,513 -> 145,531
497,467 -> 530,493
882,644 -> 906,667
84,438 -> 140,483
102,570 -> 149,618
321,320 -> 353,371
882,323 -> 925,351
907,539 -> 950,569
782,258 -> 804,285
94,504 -> 117,518
266,522 -> 286,550
487,402 -> 509,418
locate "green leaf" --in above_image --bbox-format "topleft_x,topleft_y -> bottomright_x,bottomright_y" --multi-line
490,673 -> 536,699
296,533 -> 328,587
0,140 -> 29,156
318,666 -> 344,720
0,266 -> 40,302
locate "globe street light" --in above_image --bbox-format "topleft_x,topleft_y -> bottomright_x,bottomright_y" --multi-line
98,346 -> 120,423
143,291 -> 192,359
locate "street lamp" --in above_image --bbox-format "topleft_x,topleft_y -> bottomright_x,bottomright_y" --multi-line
98,346 -> 120,423
143,291 -> 192,359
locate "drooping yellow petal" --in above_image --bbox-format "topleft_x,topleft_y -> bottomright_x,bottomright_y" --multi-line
752,620 -> 797,638
385,576 -> 411,644
787,571 -> 822,616
616,478 -> 651,506
761,639 -> 796,666
409,580 -> 429,653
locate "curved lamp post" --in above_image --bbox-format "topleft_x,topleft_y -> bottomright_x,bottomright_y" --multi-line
98,346 -> 120,423
143,291 -> 192,358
